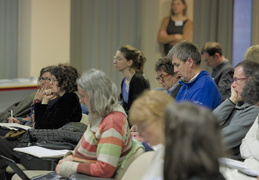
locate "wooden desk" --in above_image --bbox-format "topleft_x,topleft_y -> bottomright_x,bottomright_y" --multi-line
0,78 -> 38,112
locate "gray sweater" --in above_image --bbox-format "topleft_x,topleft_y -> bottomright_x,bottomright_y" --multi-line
213,99 -> 259,156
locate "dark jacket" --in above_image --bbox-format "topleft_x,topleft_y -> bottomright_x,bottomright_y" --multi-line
34,92 -> 82,129
211,60 -> 234,101
16,122 -> 87,149
120,73 -> 150,114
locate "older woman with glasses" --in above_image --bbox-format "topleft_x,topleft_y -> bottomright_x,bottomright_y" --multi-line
0,64 -> 82,179
155,56 -> 181,98
0,65 -> 57,124
33,64 -> 82,129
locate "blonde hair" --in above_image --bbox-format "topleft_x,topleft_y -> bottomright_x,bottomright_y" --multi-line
129,90 -> 174,126
244,45 -> 259,63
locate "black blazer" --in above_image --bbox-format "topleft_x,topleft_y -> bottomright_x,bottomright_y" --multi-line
120,72 -> 150,114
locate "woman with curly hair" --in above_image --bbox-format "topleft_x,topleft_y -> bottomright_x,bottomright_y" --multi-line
33,64 -> 82,129
0,64 -> 82,179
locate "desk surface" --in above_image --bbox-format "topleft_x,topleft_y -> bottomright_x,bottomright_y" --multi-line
0,78 -> 39,91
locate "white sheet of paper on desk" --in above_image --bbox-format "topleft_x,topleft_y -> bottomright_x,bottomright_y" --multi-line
14,146 -> 69,158
0,123 -> 32,131
219,158 -> 259,177
219,158 -> 247,169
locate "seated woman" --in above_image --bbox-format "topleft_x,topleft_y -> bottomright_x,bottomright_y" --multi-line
129,90 -> 174,179
55,69 -> 132,178
113,45 -> 150,117
33,64 -> 82,129
0,64 -> 82,178
164,102 -> 226,180
0,65 -> 57,125
0,66 -> 57,137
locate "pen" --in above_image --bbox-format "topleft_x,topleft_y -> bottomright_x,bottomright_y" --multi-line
10,110 -> 13,123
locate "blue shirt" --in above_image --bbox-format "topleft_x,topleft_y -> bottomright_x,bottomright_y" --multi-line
176,70 -> 221,110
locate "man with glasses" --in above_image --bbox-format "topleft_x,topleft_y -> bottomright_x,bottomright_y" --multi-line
213,60 -> 259,158
169,41 -> 221,110
154,56 -> 181,98
201,42 -> 234,101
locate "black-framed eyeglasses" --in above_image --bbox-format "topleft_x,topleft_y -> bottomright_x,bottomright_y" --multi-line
38,77 -> 51,82
156,74 -> 170,81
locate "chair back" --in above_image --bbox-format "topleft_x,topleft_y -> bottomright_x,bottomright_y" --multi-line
80,114 -> 89,125
118,151 -> 155,180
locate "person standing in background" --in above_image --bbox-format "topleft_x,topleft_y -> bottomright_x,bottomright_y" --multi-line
201,42 -> 234,101
157,0 -> 193,56
113,45 -> 150,117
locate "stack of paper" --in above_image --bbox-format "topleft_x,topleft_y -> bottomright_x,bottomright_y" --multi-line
14,146 -> 69,158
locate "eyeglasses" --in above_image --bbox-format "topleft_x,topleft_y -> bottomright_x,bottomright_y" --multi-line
156,74 -> 170,81
50,78 -> 58,83
233,77 -> 248,84
38,77 -> 51,82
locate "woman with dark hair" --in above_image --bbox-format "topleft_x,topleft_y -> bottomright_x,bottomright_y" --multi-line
33,64 -> 82,129
0,64 -> 82,178
164,102 -> 226,180
0,65 -> 57,124
157,0 -> 193,55
113,45 -> 150,117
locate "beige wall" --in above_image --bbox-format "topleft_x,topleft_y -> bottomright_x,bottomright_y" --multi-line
18,0 -> 71,78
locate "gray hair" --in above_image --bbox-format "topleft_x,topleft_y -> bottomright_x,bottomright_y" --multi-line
168,41 -> 201,65
77,69 -> 118,118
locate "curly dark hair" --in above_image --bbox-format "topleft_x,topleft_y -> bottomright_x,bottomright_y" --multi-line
50,64 -> 79,93
242,71 -> 259,105
155,56 -> 175,75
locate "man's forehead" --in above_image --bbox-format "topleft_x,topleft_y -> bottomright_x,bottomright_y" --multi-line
172,56 -> 181,62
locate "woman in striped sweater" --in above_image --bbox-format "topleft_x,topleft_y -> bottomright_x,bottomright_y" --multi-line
55,69 -> 132,178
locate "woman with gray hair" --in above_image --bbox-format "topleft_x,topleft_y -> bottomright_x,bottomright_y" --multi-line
55,69 -> 133,178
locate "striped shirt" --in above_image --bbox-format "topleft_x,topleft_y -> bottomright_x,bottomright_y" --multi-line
60,106 -> 132,178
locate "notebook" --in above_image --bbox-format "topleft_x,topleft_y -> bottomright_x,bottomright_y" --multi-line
0,155 -> 63,180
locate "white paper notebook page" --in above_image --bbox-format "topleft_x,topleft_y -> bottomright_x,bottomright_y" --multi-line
14,146 -> 69,158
